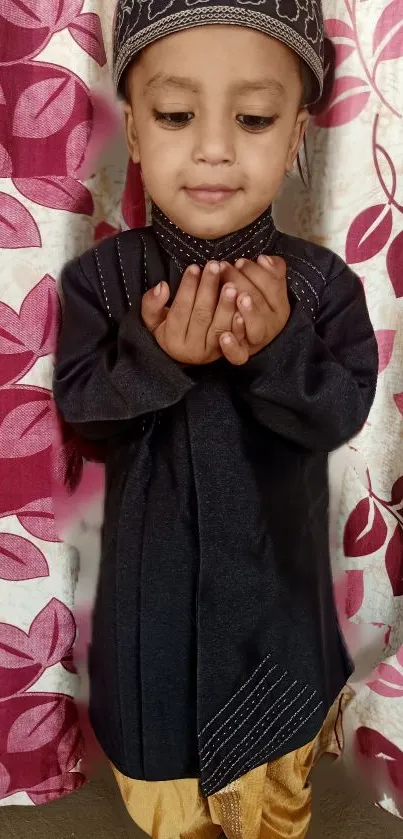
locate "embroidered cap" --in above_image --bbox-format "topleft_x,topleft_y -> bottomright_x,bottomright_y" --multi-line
113,0 -> 325,105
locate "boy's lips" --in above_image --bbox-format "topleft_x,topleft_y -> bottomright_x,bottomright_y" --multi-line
184,185 -> 238,205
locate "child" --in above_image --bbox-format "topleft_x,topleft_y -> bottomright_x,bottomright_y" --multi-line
54,1 -> 378,837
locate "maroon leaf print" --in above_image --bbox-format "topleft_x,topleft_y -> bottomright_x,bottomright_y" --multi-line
27,771 -> 85,805
375,329 -> 396,374
377,663 -> 403,687
7,698 -> 66,753
373,0 -> 403,62
53,0 -> 85,32
325,18 -> 356,68
0,302 -> 27,356
394,393 -> 403,417
391,476 -> 403,507
0,398 -> 53,458
19,274 -> 60,356
0,193 -> 41,249
385,525 -> 403,596
0,622 -> 42,699
345,570 -> 364,618
368,680 -> 403,698
61,650 -> 77,674
0,143 -> 12,177
356,727 -> 403,792
29,599 -> 76,668
0,0 -> 59,28
0,533 -> 49,581
13,76 -> 76,139
0,762 -> 10,799
57,723 -> 83,773
387,232 -> 403,298
65,120 -> 92,175
18,497 -> 59,543
68,13 -> 107,66
13,176 -> 94,216
345,204 -> 393,264
397,646 -> 403,667
122,160 -> 146,229
343,498 -> 388,557
315,77 -> 370,128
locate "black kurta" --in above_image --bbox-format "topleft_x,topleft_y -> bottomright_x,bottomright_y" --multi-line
54,210 -> 378,796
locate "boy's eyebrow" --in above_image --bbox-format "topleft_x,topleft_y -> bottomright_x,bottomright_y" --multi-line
145,73 -> 200,93
145,74 -> 285,97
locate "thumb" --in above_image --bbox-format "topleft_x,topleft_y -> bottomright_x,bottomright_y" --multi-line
141,282 -> 170,332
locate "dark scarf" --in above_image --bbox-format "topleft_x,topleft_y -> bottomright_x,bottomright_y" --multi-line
151,204 -> 277,272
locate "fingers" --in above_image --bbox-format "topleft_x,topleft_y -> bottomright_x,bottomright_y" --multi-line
207,282 -> 238,340
167,265 -> 201,341
232,313 -> 246,345
236,256 -> 288,310
187,261 -> 221,341
141,281 -> 170,333
219,333 -> 249,366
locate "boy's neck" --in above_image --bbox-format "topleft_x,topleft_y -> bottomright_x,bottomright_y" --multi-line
151,204 -> 276,271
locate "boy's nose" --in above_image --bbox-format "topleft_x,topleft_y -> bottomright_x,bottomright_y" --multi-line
193,118 -> 236,166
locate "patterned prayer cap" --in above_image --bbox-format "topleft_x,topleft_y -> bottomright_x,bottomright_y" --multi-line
113,0 -> 325,104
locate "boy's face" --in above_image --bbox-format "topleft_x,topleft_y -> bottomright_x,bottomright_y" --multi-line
124,25 -> 308,239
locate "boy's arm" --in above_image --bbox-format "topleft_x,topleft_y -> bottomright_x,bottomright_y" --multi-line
53,256 -> 195,440
234,267 -> 378,451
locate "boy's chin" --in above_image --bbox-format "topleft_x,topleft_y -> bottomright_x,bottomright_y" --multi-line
165,203 -> 263,241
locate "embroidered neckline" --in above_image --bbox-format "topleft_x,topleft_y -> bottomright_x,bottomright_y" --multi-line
152,204 -> 276,272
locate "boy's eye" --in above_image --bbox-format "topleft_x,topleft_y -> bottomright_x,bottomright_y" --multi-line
154,110 -> 193,127
237,115 -> 276,131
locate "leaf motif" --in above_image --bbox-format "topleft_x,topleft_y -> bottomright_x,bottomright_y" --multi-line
0,624 -> 34,668
315,77 -> 370,128
387,232 -> 403,297
397,646 -> 403,667
346,204 -> 393,264
391,476 -> 403,507
57,723 -> 83,772
0,0 -> 57,28
385,525 -> 403,597
377,663 -> 403,687
28,771 -> 85,805
0,302 -> 26,355
345,570 -> 364,618
53,0 -> 84,32
326,18 -> 356,40
0,762 -> 10,798
375,329 -> 396,374
94,221 -> 121,244
0,143 -> 12,177
19,274 -> 60,356
344,498 -> 388,558
13,76 -> 76,139
394,393 -> 403,417
68,13 -> 107,66
17,497 -> 59,543
334,43 -> 356,69
368,679 -> 403,698
7,698 -> 65,753
0,193 -> 41,249
373,0 -> 403,60
122,160 -> 146,229
0,399 -> 53,458
29,599 -> 76,668
65,120 -> 92,175
0,533 -> 49,581
13,177 -> 94,216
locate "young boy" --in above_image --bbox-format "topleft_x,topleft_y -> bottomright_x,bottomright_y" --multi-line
54,1 -> 378,837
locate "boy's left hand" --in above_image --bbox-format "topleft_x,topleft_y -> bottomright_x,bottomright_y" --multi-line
219,256 -> 290,366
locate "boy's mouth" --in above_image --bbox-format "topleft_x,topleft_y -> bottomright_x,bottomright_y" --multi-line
184,185 -> 238,205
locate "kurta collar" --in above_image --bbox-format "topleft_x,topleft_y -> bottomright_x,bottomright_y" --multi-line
151,204 -> 276,272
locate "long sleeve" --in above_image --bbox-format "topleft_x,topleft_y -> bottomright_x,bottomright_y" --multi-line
53,255 -> 195,440
235,266 -> 378,452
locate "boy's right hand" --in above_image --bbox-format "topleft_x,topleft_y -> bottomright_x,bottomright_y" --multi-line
141,262 -> 243,365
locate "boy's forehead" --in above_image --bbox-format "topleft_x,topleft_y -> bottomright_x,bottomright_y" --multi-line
113,0 -> 325,106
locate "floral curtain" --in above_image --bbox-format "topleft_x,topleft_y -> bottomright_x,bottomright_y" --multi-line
1,0 -> 402,819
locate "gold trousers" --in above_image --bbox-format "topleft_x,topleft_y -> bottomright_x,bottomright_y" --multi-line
112,738 -> 316,839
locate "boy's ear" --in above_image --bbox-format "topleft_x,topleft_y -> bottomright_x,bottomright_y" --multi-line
286,109 -> 309,172
123,101 -> 140,163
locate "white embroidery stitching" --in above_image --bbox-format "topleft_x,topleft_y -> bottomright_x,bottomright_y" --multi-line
94,249 -> 112,319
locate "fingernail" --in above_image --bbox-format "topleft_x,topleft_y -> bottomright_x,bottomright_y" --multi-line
224,285 -> 237,300
235,258 -> 246,269
188,264 -> 200,276
235,314 -> 244,325
222,334 -> 233,345
259,254 -> 274,267
241,295 -> 252,310
209,261 -> 220,275
154,283 -> 162,296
